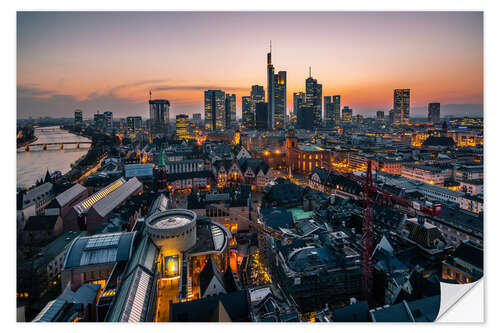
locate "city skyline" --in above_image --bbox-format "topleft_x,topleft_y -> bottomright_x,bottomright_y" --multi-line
17,11 -> 483,119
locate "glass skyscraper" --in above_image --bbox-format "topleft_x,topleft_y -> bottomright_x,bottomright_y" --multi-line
293,92 -> 305,116
324,95 -> 340,128
305,73 -> 322,128
342,106 -> 352,124
274,71 -> 286,129
225,93 -> 236,129
393,89 -> 410,126
74,109 -> 82,128
176,114 -> 189,140
204,90 -> 226,132
242,96 -> 254,129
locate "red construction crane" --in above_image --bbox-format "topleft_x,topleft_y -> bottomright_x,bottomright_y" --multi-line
339,161 -> 442,301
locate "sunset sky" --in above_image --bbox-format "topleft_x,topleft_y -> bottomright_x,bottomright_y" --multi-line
17,11 -> 483,119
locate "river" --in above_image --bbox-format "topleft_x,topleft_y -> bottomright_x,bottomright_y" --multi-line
17,126 -> 91,189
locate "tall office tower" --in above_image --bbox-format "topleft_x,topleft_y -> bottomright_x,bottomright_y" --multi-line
225,93 -> 236,129
274,71 -> 287,129
242,96 -> 254,129
376,110 -> 385,123
393,89 -> 410,126
204,90 -> 226,132
255,102 -> 269,130
332,95 -> 341,126
94,112 -> 105,130
389,109 -> 395,125
149,93 -> 170,137
176,114 -> 189,140
267,44 -> 275,130
353,114 -> 363,124
305,69 -> 323,128
342,106 -> 352,124
103,111 -> 113,131
324,96 -> 340,129
192,113 -> 202,126
293,92 -> 306,115
251,85 -> 265,103
74,109 -> 83,128
428,103 -> 441,125
127,116 -> 142,137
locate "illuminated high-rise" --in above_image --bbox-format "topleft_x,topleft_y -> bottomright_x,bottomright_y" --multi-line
74,109 -> 83,128
104,111 -> 113,131
305,70 -> 322,128
94,112 -> 105,130
324,95 -> 340,128
274,71 -> 286,129
342,106 -> 352,124
242,96 -> 254,129
393,89 -> 410,126
267,45 -> 275,129
149,94 -> 170,137
225,93 -> 236,129
428,103 -> 440,125
251,85 -> 265,103
176,114 -> 189,140
255,102 -> 269,130
204,90 -> 226,132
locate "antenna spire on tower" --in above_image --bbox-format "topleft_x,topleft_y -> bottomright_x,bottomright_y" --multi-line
270,40 -> 272,53
309,66 -> 312,77
149,90 -> 152,101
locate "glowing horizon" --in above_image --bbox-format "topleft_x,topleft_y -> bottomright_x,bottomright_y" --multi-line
17,11 -> 483,119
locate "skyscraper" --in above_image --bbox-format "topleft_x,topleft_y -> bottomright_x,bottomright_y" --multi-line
393,89 -> 410,126
176,114 -> 189,140
104,111 -> 113,131
149,94 -> 170,137
428,103 -> 441,125
274,71 -> 287,129
305,69 -> 322,128
242,96 -> 254,129
267,44 -> 275,130
94,112 -> 105,130
74,109 -> 82,128
204,90 -> 226,132
389,109 -> 395,125
342,106 -> 352,124
332,95 -> 341,126
225,93 -> 236,129
293,92 -> 305,115
324,95 -> 340,128
251,85 -> 265,103
376,110 -> 385,123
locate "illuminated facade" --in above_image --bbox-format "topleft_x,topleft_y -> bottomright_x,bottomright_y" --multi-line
305,74 -> 322,128
293,92 -> 305,115
175,114 -> 189,140
225,93 -> 236,129
377,110 -> 385,123
104,111 -> 113,131
342,106 -> 352,124
324,95 -> 340,128
274,71 -> 287,129
204,90 -> 226,132
74,109 -> 83,128
267,47 -> 275,129
393,89 -> 410,126
126,116 -> 142,138
242,96 -> 253,128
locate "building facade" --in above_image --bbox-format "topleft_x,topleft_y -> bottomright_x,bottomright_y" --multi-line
393,89 -> 410,126
149,99 -> 170,137
204,90 -> 226,132
176,114 -> 189,140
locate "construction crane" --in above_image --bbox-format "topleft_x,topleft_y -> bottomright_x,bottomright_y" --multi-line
339,161 -> 442,301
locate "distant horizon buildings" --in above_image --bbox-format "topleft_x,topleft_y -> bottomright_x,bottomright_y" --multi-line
428,103 -> 441,125
104,111 -> 113,131
393,89 -> 410,126
74,109 -> 82,128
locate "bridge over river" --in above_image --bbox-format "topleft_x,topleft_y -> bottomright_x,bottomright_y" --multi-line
21,126 -> 92,151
